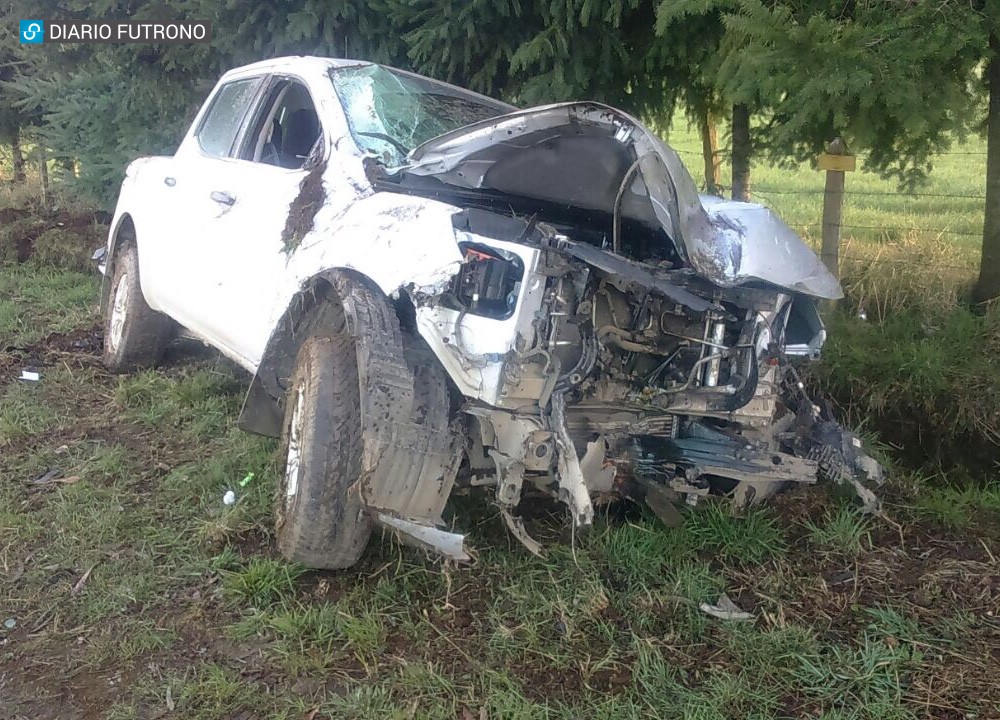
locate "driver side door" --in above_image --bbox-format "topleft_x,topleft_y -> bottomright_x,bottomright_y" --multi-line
153,75 -> 265,346
185,76 -> 327,368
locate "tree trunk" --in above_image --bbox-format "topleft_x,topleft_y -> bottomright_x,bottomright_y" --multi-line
699,105 -> 722,196
11,127 -> 26,183
974,32 -> 1000,304
731,103 -> 751,201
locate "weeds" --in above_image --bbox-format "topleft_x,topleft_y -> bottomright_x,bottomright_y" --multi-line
814,304 -> 1000,473
0,264 -> 99,344
914,477 -> 1000,529
174,663 -> 278,719
222,557 -> 304,607
804,505 -> 871,555
685,502 -> 787,563
0,384 -> 60,446
839,232 -> 974,322
796,635 -> 919,718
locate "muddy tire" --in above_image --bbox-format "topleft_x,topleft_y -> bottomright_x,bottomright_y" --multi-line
276,334 -> 372,569
102,244 -> 171,372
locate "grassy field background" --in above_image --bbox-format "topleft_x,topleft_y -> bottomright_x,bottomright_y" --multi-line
666,124 -> 987,261
2,134 -> 999,719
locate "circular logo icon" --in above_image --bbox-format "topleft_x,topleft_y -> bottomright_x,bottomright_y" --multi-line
20,20 -> 44,43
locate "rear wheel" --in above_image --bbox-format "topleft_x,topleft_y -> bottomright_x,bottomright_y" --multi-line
276,334 -> 372,569
102,244 -> 171,372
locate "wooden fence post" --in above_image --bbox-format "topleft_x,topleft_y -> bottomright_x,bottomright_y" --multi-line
39,147 -> 50,211
817,138 -> 855,281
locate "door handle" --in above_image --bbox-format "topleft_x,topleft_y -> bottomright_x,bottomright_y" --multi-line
164,176 -> 176,187
210,190 -> 236,206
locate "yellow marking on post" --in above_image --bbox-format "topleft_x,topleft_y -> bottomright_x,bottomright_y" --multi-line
817,153 -> 857,172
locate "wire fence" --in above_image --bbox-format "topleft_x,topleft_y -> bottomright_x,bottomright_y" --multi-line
670,146 -> 988,158
768,220 -> 981,238
749,187 -> 986,200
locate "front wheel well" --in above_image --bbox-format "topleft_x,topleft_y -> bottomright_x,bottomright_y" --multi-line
101,214 -> 138,314
238,269 -> 416,437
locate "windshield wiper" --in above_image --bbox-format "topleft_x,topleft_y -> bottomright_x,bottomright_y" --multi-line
356,131 -> 411,157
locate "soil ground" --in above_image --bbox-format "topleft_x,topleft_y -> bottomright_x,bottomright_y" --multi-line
2,260 -> 999,719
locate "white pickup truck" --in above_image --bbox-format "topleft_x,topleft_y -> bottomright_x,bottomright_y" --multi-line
99,56 -> 881,569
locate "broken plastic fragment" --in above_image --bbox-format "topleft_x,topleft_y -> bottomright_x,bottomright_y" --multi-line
375,512 -> 470,562
550,393 -> 594,527
644,485 -> 684,528
699,593 -> 754,621
501,508 -> 545,556
19,370 -> 40,381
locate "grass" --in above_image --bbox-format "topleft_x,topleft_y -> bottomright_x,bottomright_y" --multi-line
913,477 -> 1000,530
0,264 -> 100,345
803,506 -> 871,556
222,557 -> 305,607
0,283 -> 996,720
666,123 -> 986,260
813,305 -> 1000,472
684,503 -> 787,563
3,140 -> 1000,718
0,380 -> 61,446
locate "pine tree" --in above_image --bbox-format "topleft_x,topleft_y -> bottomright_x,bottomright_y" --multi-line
4,0 -> 404,200
655,0 -> 745,198
712,0 -> 997,300
0,3 -> 37,184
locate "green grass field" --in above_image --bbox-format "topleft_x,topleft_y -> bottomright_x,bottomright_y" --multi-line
666,124 -> 987,266
1,134 -> 999,718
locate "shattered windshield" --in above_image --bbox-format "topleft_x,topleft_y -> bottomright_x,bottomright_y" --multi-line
331,65 -> 511,165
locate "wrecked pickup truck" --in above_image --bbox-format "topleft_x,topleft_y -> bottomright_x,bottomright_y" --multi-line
99,57 -> 881,569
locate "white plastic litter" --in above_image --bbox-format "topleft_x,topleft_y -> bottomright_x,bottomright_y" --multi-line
19,371 -> 40,381
699,593 -> 754,621
222,490 -> 236,506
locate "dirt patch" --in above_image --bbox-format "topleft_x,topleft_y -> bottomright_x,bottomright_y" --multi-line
1,324 -> 104,387
0,209 -> 108,268
728,513 -> 1000,714
32,226 -> 102,272
769,483 -> 832,525
0,206 -> 32,223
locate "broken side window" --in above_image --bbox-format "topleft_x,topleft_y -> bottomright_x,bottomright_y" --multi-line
197,78 -> 261,158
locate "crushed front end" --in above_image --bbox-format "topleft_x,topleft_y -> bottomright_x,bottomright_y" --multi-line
424,220 -> 882,550
376,102 -> 883,551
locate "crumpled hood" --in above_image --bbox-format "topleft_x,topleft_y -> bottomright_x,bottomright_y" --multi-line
698,196 -> 843,299
403,102 -> 843,300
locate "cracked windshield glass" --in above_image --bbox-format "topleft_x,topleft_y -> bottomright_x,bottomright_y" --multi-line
331,65 -> 510,165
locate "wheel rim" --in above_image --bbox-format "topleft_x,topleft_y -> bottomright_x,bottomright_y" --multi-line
284,386 -> 305,507
109,273 -> 130,350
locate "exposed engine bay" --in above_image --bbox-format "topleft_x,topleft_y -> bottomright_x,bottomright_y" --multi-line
107,59 -> 883,567
365,102 -> 883,552
432,210 -> 882,545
